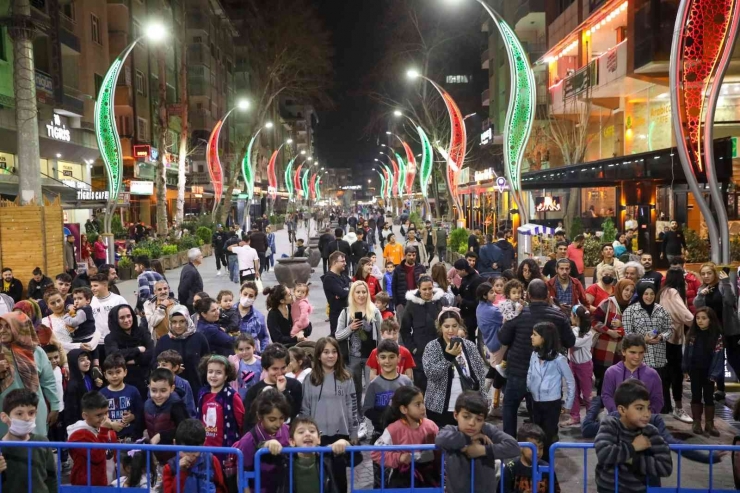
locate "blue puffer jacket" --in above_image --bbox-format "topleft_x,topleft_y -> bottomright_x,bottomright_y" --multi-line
476,300 -> 503,353
237,307 -> 270,353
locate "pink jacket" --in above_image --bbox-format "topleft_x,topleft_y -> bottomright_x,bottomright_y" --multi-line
658,288 -> 693,344
371,418 -> 439,469
290,298 -> 313,336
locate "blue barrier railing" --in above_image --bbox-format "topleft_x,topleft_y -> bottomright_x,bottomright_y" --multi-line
0,441 -> 244,493
547,442 -> 739,493
253,442 -> 538,493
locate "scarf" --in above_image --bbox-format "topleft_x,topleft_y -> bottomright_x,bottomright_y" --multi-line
613,279 -> 635,310
197,377 -> 240,471
0,312 -> 40,393
636,282 -> 656,316
169,305 -> 196,340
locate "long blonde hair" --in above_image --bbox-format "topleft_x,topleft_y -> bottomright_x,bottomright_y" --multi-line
348,280 -> 375,317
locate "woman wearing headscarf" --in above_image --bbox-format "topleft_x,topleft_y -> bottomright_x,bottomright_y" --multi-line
0,312 -> 60,436
104,304 -> 153,398
591,279 -> 634,394
623,282 -> 673,407
14,300 -> 66,367
153,305 -> 210,394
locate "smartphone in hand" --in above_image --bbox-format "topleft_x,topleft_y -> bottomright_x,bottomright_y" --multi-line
450,337 -> 464,346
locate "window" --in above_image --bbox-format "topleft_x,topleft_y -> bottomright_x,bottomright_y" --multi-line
137,117 -> 149,141
135,70 -> 146,96
61,1 -> 75,20
90,14 -> 101,44
445,75 -> 470,84
93,73 -> 103,98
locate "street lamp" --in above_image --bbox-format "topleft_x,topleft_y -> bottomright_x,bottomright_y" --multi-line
207,98 -> 251,215
242,121 -> 273,231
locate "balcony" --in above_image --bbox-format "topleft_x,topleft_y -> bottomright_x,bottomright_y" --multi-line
58,85 -> 85,117
482,88 -> 490,107
59,17 -> 80,53
513,0 -> 546,31
481,49 -> 489,70
188,172 -> 211,184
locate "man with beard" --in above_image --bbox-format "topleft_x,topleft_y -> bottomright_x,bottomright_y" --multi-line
98,264 -> 121,295
546,258 -> 589,310
660,220 -> 687,263
0,268 -> 23,302
543,242 -> 579,279
640,253 -> 663,288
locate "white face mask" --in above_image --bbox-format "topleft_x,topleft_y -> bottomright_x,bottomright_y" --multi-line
240,297 -> 255,308
9,418 -> 36,436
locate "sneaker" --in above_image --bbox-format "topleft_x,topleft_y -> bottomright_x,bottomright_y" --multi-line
216,270 -> 222,276
495,364 -> 507,378
673,408 -> 694,424
358,421 -> 368,441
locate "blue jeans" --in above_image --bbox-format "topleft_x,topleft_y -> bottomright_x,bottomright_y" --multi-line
227,255 -> 239,283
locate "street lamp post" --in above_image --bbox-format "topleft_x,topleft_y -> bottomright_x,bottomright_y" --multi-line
242,121 -> 273,232
95,21 -> 167,262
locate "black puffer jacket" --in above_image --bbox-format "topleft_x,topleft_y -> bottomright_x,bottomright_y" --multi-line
104,304 -> 154,397
400,288 -> 445,363
497,301 -> 574,379
457,272 -> 485,324
391,260 -> 426,306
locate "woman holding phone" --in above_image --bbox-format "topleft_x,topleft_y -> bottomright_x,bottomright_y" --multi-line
335,280 -> 382,419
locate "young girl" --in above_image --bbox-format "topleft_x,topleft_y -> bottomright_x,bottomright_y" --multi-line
228,334 -> 262,400
564,305 -> 593,426
197,355 -> 245,484
301,337 -> 359,493
290,283 -> 313,341
372,386 -> 439,488
490,277 -> 506,306
233,389 -> 292,493
683,307 -> 724,437
287,346 -> 313,383
527,321 -> 575,461
64,348 -> 104,425
109,445 -> 157,488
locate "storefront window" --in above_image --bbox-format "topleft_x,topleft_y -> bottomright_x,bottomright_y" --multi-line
581,187 -> 616,218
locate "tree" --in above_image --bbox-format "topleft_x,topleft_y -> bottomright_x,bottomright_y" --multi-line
155,46 -> 169,236
175,36 -> 188,227
218,0 -> 333,225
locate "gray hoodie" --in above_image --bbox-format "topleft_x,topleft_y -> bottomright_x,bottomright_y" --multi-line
435,423 -> 520,493
301,371 -> 359,440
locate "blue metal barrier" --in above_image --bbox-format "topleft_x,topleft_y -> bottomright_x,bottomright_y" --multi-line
547,442 -> 740,493
253,442 -> 538,493
0,441 -> 244,493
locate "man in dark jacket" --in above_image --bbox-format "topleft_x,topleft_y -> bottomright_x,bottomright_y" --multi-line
452,258 -> 485,343
249,226 -> 269,275
399,282 -> 444,391
178,248 -> 204,314
498,279 -> 575,437
322,251 -> 351,336
212,225 -> 227,277
478,234 -> 498,275
1,268 -> 23,303
318,227 -> 335,274
492,230 -> 515,272
27,267 -> 53,301
349,229 -> 370,276
391,247 -> 426,322
324,228 -> 351,275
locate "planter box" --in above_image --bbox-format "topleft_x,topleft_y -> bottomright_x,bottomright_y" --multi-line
118,265 -> 133,281
583,267 -> 596,279
178,251 -> 188,265
161,255 -> 174,270
202,244 -> 212,256
170,254 -> 181,268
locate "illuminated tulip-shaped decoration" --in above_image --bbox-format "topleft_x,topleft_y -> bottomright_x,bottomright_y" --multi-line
294,164 -> 304,198
301,169 -> 310,199
266,149 -> 279,201
400,141 -> 417,195
394,152 -> 407,198
206,117 -> 229,209
375,170 -> 386,198
390,158 -> 400,198
309,172 -> 318,200
417,126 -> 433,198
316,175 -> 323,201
284,156 -> 297,201
670,0 -> 740,263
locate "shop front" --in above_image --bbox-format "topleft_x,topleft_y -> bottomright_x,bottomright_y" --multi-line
457,167 -> 518,233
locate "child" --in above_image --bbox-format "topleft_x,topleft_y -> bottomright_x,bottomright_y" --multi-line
62,287 -> 100,366
286,417 -> 350,493
110,445 -> 157,488
683,307 -> 724,436
371,386 -> 439,488
0,389 -> 56,492
229,333 -> 263,400
527,321 -> 575,460
565,305 -> 594,426
233,389 -> 292,493
363,340 -> 413,441
100,353 -> 144,441
156,349 -> 197,418
287,346 -> 312,383
595,380 -> 673,493
491,277 -> 506,306
493,279 -> 525,379
64,349 -> 103,425
301,337 -> 359,493
503,423 -> 560,493
369,252 -> 384,280
144,368 -> 190,463
197,354 -> 244,480
67,390 -> 118,486
42,344 -> 67,447
374,291 -> 395,321
162,419 -> 227,493
383,261 -> 395,310
367,319 -> 415,381
290,283 -> 313,341
217,289 -> 240,334
436,392 -> 520,493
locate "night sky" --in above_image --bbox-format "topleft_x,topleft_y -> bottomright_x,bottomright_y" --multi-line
313,0 -> 388,171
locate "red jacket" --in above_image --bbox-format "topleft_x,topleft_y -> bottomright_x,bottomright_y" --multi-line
546,276 -> 590,308
93,241 -> 107,260
354,274 -> 382,302
67,421 -> 117,486
162,454 -> 227,493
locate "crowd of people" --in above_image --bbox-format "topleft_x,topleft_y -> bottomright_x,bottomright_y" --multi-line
0,209 -> 733,493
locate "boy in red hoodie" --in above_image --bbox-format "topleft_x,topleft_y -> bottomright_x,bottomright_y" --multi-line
67,390 -> 118,486
162,418 -> 227,493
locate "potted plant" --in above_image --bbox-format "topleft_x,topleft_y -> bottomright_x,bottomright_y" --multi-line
161,244 -> 179,270
196,227 -> 212,256
117,256 -> 133,281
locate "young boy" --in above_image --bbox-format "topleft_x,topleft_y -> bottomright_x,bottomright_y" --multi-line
382,261 -> 395,309
374,291 -> 395,321
67,390 -> 118,486
242,343 -> 303,430
368,252 -> 384,280
144,368 -> 190,463
363,340 -> 413,436
162,419 -> 227,493
217,289 -> 239,334
595,380 -> 673,493
503,423 -> 560,493
99,353 -> 144,441
294,238 -> 307,258
42,344 -> 66,443
156,350 -> 196,417
287,417 -> 349,493
63,287 -> 100,365
0,389 -> 56,493
436,392 -> 520,493
366,320 -> 415,381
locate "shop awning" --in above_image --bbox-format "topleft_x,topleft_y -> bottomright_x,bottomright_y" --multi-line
518,223 -> 555,236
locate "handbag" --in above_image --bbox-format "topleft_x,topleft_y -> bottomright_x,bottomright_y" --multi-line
255,278 -> 264,293
265,247 -> 273,257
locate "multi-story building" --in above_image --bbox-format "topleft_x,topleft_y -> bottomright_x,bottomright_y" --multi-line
521,0 -> 738,262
